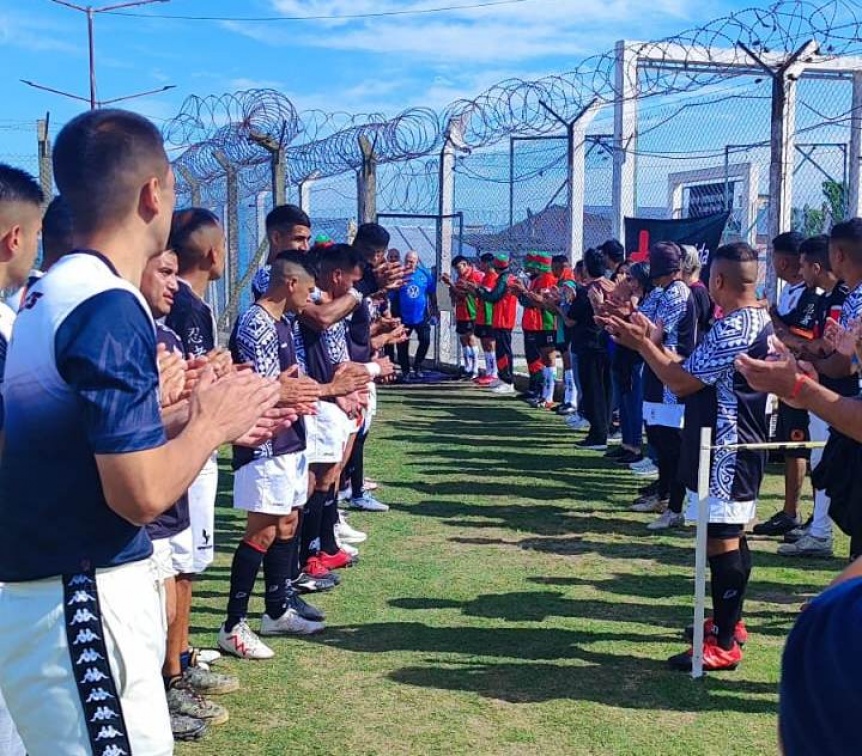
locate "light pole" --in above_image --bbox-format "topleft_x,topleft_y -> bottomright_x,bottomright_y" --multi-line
22,0 -> 173,109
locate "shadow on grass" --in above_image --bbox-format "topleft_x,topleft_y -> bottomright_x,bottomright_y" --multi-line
387,657 -> 778,711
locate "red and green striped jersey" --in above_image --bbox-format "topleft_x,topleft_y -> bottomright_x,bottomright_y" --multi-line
522,272 -> 558,331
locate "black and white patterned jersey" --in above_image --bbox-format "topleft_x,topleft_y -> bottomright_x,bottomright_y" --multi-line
229,303 -> 305,469
680,306 -> 773,502
645,280 -> 696,406
840,281 -> 862,329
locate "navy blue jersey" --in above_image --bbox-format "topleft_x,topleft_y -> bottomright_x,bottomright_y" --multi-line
147,324 -> 191,540
230,304 -> 305,470
680,307 -> 773,502
817,283 -> 859,397
346,297 -> 373,363
0,302 -> 14,432
165,280 -> 217,357
0,252 -> 165,581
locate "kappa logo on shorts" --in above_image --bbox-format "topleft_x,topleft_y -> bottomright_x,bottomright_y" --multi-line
70,608 -> 98,625
68,590 -> 97,605
91,706 -> 119,722
73,628 -> 102,645
100,746 -> 129,756
95,725 -> 125,741
63,572 -> 131,755
81,667 -> 109,684
86,688 -> 115,703
77,648 -> 106,664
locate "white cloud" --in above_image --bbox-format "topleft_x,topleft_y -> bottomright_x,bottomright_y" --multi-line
228,77 -> 287,91
0,9 -> 79,55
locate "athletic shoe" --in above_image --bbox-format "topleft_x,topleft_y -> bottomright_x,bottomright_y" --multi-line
615,451 -> 644,465
171,712 -> 207,742
350,493 -> 390,512
303,555 -> 340,581
491,382 -> 516,394
752,511 -> 800,537
667,634 -> 742,672
288,590 -> 325,622
531,400 -> 555,411
335,514 -> 367,544
189,647 -> 221,666
777,533 -> 834,558
475,375 -> 496,387
576,438 -> 608,452
338,539 -> 359,558
363,478 -> 379,491
565,415 -> 591,431
260,608 -> 325,637
167,680 -> 229,725
554,402 -> 576,416
607,431 -> 622,445
630,495 -> 668,514
337,486 -> 352,502
293,572 -> 337,594
183,664 -> 240,696
319,549 -> 356,570
630,459 -> 659,477
684,618 -> 748,646
783,516 -> 813,543
218,620 -> 275,661
647,510 -> 686,531
603,446 -> 626,459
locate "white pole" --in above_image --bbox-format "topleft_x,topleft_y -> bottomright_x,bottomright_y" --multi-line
692,426 -> 712,680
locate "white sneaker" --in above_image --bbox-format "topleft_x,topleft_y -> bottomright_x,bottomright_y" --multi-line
218,620 -> 275,660
259,608 -> 325,637
607,431 -> 622,445
630,496 -> 668,513
565,416 -> 590,431
630,459 -> 659,477
777,533 -> 834,558
491,382 -> 516,394
194,648 -> 221,666
647,510 -> 686,531
336,514 -> 367,544
337,539 -> 359,558
350,493 -> 390,512
337,486 -> 352,502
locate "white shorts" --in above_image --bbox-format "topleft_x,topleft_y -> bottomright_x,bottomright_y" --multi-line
305,401 -> 351,464
685,490 -> 757,525
151,527 -> 194,580
361,381 -> 377,435
188,453 -> 219,573
0,560 -> 172,756
233,452 -> 309,515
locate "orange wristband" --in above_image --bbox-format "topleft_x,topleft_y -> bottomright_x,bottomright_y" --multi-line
788,374 -> 809,400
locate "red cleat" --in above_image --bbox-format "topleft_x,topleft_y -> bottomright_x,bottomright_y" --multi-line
668,634 -> 742,672
684,618 -> 748,646
475,375 -> 496,386
303,556 -> 337,580
318,549 -> 355,570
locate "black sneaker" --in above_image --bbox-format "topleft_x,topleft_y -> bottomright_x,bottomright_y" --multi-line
171,712 -> 207,742
603,446 -> 626,459
616,451 -> 644,465
752,511 -> 801,537
288,589 -> 326,622
555,402 -> 576,416
576,437 -> 608,452
293,572 -> 337,594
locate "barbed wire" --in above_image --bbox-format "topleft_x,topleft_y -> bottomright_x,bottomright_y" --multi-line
165,0 -> 862,193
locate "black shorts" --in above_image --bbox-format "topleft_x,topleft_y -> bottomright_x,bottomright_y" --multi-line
455,320 -> 475,336
775,402 -> 811,459
474,324 -> 494,340
556,326 -> 576,352
708,523 -> 745,539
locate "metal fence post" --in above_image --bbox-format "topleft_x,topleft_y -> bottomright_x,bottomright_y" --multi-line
357,135 -> 377,224
36,118 -> 53,204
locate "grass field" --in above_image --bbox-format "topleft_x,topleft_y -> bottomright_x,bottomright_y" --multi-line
180,385 -> 843,755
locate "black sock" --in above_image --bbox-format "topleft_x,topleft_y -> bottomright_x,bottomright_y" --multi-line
163,674 -> 182,692
320,487 -> 340,555
225,540 -> 266,632
350,432 -> 368,497
263,539 -> 292,620
287,526 -> 301,581
709,549 -> 747,650
737,537 -> 752,624
300,489 -> 328,564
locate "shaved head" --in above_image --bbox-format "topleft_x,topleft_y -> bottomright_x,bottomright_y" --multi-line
709,242 -> 759,305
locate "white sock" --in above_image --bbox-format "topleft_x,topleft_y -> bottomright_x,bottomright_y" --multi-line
465,346 -> 476,375
542,366 -> 555,403
462,347 -> 472,373
485,352 -> 497,378
563,369 -> 575,405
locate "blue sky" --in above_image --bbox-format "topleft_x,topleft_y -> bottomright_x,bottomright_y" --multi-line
0,0 -> 756,159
